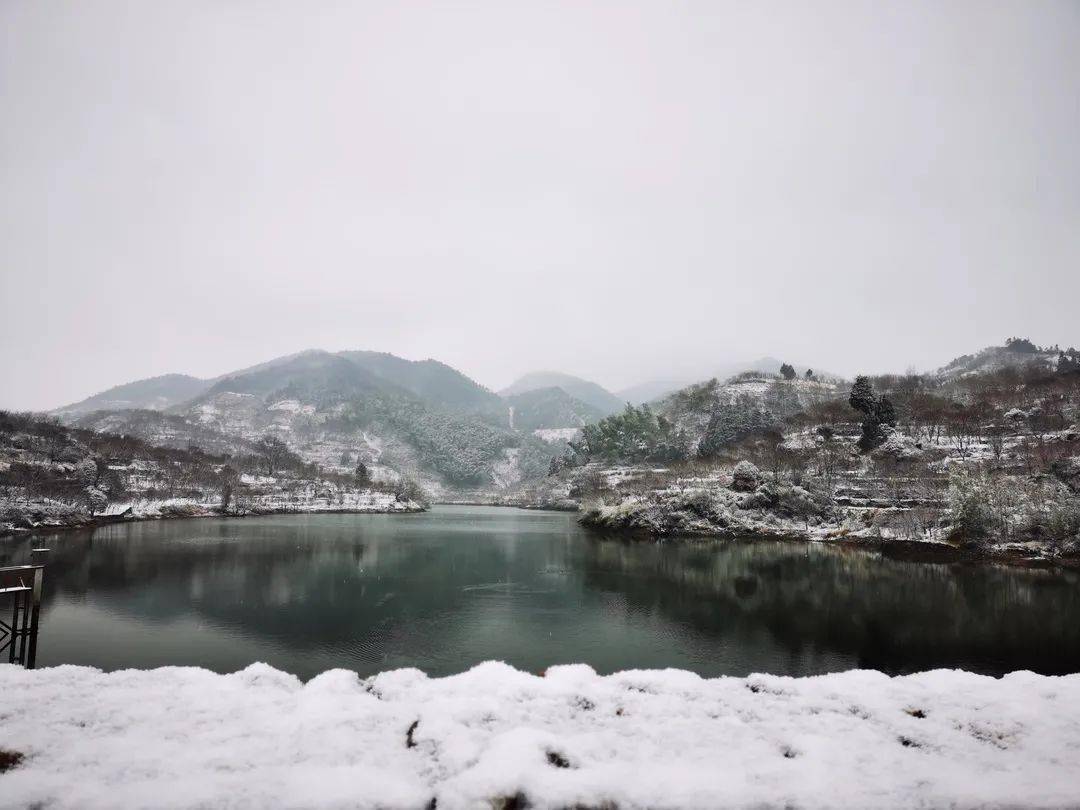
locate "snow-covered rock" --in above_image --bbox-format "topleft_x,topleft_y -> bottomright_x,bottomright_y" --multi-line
0,662 -> 1077,809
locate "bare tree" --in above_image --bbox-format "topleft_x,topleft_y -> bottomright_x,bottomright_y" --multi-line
219,464 -> 240,512
256,435 -> 290,477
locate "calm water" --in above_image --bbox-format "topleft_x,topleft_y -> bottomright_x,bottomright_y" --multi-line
3,505 -> 1079,679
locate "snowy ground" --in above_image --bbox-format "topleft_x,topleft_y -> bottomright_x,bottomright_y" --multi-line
1,663 -> 1078,809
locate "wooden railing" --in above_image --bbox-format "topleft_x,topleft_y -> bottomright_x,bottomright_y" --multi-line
0,565 -> 44,668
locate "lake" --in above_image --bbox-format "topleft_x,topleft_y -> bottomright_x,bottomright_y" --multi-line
3,505 -> 1079,680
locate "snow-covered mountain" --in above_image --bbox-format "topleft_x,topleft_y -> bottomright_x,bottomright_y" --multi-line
57,349 -> 502,417
55,373 -> 213,416
59,349 -> 559,497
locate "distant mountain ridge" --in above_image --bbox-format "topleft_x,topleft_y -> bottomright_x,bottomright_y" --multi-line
338,350 -> 502,412
56,349 -> 500,417
615,379 -> 692,405
45,336 -> 1076,498
504,387 -> 605,432
55,373 -> 213,415
500,372 -> 624,415
55,349 -> 560,497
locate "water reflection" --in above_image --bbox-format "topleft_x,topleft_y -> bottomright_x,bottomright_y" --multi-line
2,506 -> 1077,679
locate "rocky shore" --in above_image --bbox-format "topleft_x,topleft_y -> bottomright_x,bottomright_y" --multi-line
1,492 -> 426,539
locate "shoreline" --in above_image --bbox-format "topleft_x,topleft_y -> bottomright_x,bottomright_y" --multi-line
434,498 -> 579,512
576,511 -> 1080,570
0,500 -> 428,540
6,499 -> 1077,571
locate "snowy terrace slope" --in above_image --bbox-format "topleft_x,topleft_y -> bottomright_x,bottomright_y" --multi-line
1,663 -> 1078,810
658,374 -> 842,451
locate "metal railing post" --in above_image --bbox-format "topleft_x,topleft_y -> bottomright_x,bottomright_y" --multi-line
26,566 -> 43,668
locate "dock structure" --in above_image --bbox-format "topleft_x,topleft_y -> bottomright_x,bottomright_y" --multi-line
0,565 -> 44,668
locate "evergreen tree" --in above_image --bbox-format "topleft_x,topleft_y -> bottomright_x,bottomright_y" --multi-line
875,395 -> 897,427
354,461 -> 371,487
85,487 -> 107,517
698,396 -> 775,458
779,363 -> 796,380
849,376 -> 876,416
849,376 -> 892,451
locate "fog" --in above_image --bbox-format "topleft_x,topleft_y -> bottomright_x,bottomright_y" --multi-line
2,0 -> 1078,410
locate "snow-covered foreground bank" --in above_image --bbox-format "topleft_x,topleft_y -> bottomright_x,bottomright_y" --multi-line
2,664 -> 1079,809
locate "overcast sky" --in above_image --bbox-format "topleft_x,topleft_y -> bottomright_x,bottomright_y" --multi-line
2,0 -> 1078,410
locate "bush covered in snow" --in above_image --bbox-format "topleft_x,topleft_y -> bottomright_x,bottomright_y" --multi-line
730,460 -> 762,491
948,468 -> 1080,553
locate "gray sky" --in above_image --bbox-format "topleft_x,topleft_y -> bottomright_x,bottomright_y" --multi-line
2,0 -> 1079,410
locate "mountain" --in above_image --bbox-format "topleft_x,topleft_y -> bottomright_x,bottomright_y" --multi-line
504,387 -> 605,432
500,372 -> 623,415
615,379 -> 691,405
198,350 -> 405,405
55,349 -> 562,497
55,374 -> 212,416
57,349 -> 501,419
337,351 -> 502,412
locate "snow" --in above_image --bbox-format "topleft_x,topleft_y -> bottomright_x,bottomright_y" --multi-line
491,447 -> 523,489
532,427 -> 581,443
268,399 -> 316,416
1,663 -> 1077,809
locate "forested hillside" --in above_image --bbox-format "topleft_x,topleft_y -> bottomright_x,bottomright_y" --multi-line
57,349 -> 564,496
504,387 -> 605,432
517,341 -> 1080,562
0,411 -> 425,535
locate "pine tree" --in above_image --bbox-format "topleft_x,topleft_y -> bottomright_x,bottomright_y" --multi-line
354,461 -> 371,487
849,376 -> 876,416
850,376 -> 892,451
779,363 -> 796,380
875,395 -> 897,426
